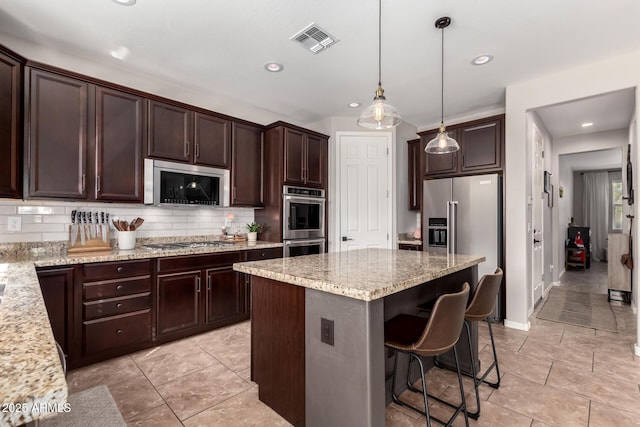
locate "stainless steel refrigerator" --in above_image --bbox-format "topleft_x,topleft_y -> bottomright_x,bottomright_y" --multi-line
423,173 -> 503,320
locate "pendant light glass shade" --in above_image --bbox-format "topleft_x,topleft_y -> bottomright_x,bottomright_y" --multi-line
357,84 -> 401,129
425,17 -> 459,154
425,124 -> 460,154
357,0 -> 401,129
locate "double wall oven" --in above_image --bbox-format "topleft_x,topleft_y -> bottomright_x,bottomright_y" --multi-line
282,186 -> 325,257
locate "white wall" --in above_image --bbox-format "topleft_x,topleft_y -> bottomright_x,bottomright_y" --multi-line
0,199 -> 254,243
505,50 -> 640,331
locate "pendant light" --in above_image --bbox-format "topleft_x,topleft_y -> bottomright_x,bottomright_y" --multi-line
357,0 -> 401,129
425,17 -> 460,154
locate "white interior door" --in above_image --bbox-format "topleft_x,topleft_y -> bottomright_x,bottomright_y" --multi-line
532,124 -> 544,304
337,132 -> 391,251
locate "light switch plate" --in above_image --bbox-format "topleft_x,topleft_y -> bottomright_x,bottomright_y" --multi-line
320,317 -> 334,346
8,216 -> 21,232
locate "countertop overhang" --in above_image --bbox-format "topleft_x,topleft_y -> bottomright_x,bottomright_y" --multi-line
233,248 -> 485,301
0,240 -> 282,426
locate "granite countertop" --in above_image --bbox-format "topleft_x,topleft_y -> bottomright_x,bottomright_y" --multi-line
398,239 -> 423,245
233,248 -> 484,302
0,238 -> 282,426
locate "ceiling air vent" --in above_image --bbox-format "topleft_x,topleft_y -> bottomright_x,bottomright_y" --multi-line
290,23 -> 339,54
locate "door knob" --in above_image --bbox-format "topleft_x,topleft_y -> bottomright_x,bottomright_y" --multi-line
342,236 -> 353,241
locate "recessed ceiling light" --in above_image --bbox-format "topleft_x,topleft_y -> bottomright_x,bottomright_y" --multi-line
264,62 -> 284,72
112,0 -> 136,5
581,122 -> 594,127
110,46 -> 130,60
348,102 -> 361,108
471,54 -> 493,65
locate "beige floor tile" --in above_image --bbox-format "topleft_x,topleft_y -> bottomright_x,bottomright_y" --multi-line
593,350 -> 640,385
182,388 -> 290,426
547,361 -> 640,416
530,420 -> 554,427
488,373 -> 590,426
589,400 -> 640,427
478,345 -> 551,385
156,361 -> 251,420
125,404 -> 182,427
428,398 -> 533,427
108,375 -> 164,420
519,336 -> 594,371
385,405 -> 425,427
66,355 -> 144,393
196,326 -> 251,372
134,344 -> 218,387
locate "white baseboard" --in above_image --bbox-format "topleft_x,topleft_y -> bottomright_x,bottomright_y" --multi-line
632,299 -> 637,314
504,318 -> 530,331
635,343 -> 640,357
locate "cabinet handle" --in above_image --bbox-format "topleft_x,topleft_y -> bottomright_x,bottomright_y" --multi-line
207,276 -> 211,291
96,175 -> 101,192
116,266 -> 124,273
116,284 -> 124,291
81,174 -> 86,192
196,277 -> 201,293
116,329 -> 123,335
185,141 -> 190,157
195,142 -> 200,159
232,187 -> 237,201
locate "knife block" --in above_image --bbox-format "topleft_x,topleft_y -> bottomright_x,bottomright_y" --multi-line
68,225 -> 112,254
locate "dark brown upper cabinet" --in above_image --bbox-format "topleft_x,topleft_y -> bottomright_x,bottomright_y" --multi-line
27,68 -> 89,199
459,117 -> 503,173
0,46 -> 23,199
407,138 -> 423,211
95,86 -> 144,202
231,121 -> 263,207
269,123 -> 328,189
26,66 -> 144,202
419,114 -> 504,179
147,100 -> 231,168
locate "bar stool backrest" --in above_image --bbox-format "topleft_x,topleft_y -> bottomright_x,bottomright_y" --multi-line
465,268 -> 503,321
411,282 -> 470,357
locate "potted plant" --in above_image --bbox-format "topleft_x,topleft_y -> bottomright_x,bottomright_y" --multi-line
246,222 -> 262,242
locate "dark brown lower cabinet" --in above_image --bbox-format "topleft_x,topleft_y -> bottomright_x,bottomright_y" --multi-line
206,267 -> 245,326
156,271 -> 201,337
37,266 -> 75,357
36,248 -> 281,370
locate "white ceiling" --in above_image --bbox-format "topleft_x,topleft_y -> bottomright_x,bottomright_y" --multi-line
560,147 -> 623,172
1,0 -> 640,131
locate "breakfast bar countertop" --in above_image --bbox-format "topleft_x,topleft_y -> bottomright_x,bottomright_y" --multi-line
233,248 -> 485,301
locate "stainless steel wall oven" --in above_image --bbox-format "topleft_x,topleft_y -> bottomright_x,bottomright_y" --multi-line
282,186 -> 325,257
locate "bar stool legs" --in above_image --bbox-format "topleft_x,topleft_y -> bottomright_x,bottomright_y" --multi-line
392,347 -> 469,427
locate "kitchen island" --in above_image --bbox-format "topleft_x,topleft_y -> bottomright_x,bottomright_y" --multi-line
233,248 -> 485,427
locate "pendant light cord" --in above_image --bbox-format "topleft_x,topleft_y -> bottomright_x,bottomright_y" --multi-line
440,25 -> 444,125
378,0 -> 382,86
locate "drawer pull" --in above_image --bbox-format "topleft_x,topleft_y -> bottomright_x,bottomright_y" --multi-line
116,266 -> 124,273
116,303 -> 123,308
116,329 -> 123,335
116,285 -> 124,291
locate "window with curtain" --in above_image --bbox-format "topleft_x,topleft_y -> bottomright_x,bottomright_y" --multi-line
611,179 -> 623,230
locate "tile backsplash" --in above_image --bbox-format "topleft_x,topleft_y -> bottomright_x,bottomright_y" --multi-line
0,199 -> 255,243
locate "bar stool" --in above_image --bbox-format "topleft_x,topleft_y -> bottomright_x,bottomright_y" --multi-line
417,268 -> 503,420
384,282 -> 470,427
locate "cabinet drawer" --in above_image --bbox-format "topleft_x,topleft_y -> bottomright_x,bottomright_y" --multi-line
83,310 -> 151,355
83,292 -> 151,320
245,247 -> 283,261
83,277 -> 151,300
83,259 -> 151,281
157,251 -> 242,273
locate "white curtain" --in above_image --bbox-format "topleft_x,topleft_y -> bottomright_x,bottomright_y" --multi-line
582,172 -> 609,261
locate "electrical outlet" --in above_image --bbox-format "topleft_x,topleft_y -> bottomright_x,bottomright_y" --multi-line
8,216 -> 21,232
320,317 -> 334,346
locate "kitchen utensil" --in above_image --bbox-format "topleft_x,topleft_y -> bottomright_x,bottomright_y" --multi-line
71,210 -> 78,246
101,212 -> 107,243
132,217 -> 144,230
79,211 -> 86,245
94,212 -> 100,239
89,211 -> 95,238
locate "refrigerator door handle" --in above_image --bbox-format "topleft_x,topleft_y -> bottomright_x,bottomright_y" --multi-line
447,201 -> 458,255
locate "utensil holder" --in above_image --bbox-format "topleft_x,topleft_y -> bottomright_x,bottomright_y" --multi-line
118,230 -> 137,250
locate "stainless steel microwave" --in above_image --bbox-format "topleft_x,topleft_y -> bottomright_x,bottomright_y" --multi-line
144,159 -> 230,207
